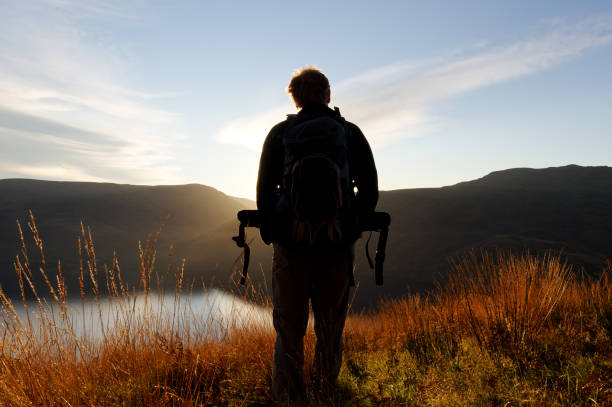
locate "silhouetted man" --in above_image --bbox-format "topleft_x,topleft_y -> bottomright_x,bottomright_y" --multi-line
257,66 -> 378,403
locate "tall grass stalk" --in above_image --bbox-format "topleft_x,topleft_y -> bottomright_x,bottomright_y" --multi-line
446,251 -> 570,351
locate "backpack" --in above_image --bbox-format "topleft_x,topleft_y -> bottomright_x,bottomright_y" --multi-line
280,110 -> 355,246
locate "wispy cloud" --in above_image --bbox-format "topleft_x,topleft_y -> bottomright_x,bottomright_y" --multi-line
0,1 -> 182,184
0,163 -> 109,183
216,16 -> 612,151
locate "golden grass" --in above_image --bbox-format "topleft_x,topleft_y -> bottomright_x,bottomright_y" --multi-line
0,213 -> 610,406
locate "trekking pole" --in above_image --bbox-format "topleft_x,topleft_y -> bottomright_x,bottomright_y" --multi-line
232,210 -> 260,285
375,222 -> 389,285
362,212 -> 391,286
374,212 -> 390,286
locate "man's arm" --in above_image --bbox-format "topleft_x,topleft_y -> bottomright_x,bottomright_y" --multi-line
256,122 -> 285,244
347,123 -> 379,214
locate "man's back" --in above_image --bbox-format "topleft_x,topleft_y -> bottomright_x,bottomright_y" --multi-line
255,67 -> 378,403
257,104 -> 378,247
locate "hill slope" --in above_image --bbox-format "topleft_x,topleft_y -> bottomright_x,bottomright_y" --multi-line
363,164 -> 612,304
1,165 -> 611,308
0,179 -> 249,296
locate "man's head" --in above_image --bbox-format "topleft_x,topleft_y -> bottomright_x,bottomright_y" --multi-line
287,66 -> 330,109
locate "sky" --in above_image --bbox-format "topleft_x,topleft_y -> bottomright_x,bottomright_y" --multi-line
1,0 -> 612,200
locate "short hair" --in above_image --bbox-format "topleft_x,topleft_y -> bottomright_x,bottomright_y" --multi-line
287,66 -> 330,108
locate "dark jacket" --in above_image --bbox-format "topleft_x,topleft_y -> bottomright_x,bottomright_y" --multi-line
256,104 -> 378,245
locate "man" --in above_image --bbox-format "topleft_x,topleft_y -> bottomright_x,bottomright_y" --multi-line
256,66 -> 378,403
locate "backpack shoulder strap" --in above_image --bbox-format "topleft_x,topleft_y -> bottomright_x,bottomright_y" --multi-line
283,108 -> 349,141
283,113 -> 303,136
332,107 -> 349,134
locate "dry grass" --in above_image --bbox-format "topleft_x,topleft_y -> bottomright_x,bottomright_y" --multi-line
0,212 -> 276,406
0,213 -> 610,406
341,252 -> 611,405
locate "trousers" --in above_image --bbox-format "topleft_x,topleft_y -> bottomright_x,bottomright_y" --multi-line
271,243 -> 353,402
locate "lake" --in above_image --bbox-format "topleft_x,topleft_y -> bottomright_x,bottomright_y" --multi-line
2,289 -> 273,344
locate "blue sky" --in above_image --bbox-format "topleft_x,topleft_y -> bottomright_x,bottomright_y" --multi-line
1,0 -> 611,199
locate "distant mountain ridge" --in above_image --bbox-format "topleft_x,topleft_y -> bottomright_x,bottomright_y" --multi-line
456,164 -> 612,190
371,164 -> 612,304
0,179 -> 250,297
1,165 -> 611,309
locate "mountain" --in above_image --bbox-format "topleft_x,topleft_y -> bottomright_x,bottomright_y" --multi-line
0,179 -> 250,297
361,164 -> 612,305
1,165 -> 611,309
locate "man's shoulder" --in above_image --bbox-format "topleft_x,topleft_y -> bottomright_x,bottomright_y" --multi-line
270,118 -> 289,132
341,119 -> 364,139
266,117 -> 293,142
343,119 -> 359,130
273,114 -> 301,131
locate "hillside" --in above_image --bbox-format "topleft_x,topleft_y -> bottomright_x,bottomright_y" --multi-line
364,164 -> 612,304
1,165 -> 612,308
0,179 -> 249,296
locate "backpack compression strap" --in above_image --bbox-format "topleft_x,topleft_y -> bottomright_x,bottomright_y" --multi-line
232,210 -> 391,286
